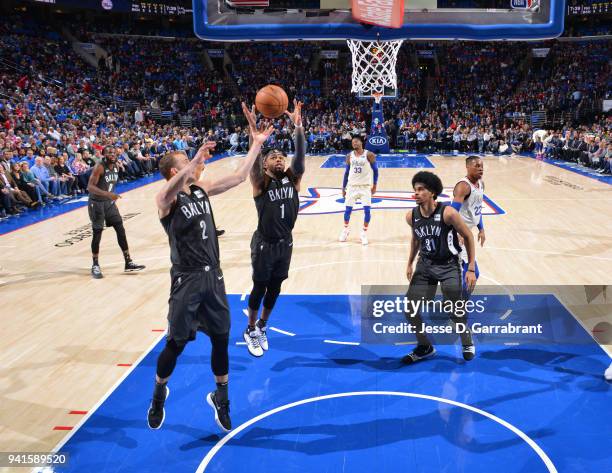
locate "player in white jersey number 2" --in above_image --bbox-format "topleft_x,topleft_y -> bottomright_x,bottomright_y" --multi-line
339,136 -> 378,245
451,156 -> 485,297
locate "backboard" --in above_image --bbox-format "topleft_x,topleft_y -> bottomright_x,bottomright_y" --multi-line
193,0 -> 565,42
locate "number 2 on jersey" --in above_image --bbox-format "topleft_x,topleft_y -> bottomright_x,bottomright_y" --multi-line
200,220 -> 208,240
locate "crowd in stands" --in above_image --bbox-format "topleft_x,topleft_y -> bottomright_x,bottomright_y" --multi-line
536,121 -> 611,174
0,13 -> 610,221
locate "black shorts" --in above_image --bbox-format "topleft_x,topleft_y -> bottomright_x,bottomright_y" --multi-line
88,199 -> 122,231
250,231 -> 293,283
407,257 -> 462,302
166,266 -> 230,346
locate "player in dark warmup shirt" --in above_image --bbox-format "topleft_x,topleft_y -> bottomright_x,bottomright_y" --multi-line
87,146 -> 145,279
242,100 -> 306,357
146,123 -> 273,432
403,171 -> 477,364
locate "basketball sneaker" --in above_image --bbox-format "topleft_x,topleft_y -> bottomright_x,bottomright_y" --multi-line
339,227 -> 350,242
147,384 -> 170,430
125,260 -> 145,272
91,264 -> 103,279
360,230 -> 368,246
256,323 -> 268,351
605,362 -> 612,382
206,391 -> 231,432
243,328 -> 264,357
462,344 -> 476,361
401,345 -> 436,365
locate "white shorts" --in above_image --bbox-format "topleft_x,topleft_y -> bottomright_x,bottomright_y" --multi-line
345,185 -> 371,207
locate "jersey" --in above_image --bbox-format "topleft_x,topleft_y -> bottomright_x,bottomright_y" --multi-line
160,184 -> 220,268
90,158 -> 119,202
255,173 -> 299,240
532,129 -> 548,142
412,203 -> 460,261
347,150 -> 372,187
457,177 -> 484,229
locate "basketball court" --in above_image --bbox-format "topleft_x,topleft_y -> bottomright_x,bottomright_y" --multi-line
1,0 -> 611,471
1,152 -> 611,472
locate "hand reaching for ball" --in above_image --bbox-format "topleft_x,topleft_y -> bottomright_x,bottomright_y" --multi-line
241,102 -> 258,135
285,99 -> 303,127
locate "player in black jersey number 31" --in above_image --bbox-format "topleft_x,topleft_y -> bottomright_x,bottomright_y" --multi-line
146,123 -> 274,432
403,171 -> 478,365
243,100 -> 305,357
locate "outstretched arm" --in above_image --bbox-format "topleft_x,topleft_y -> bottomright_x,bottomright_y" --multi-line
200,126 -> 273,197
243,101 -> 267,192
286,100 -> 305,176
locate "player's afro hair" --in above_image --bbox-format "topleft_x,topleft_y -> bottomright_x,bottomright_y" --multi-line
412,171 -> 443,200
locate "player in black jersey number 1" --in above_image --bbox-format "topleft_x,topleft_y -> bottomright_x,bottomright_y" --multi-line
242,100 -> 305,357
146,125 -> 273,432
402,171 -> 478,365
87,146 -> 145,279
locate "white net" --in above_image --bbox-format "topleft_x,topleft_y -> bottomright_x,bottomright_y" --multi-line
347,39 -> 403,96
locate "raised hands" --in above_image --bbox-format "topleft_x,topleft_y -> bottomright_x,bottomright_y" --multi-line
192,141 -> 217,166
242,102 -> 258,135
253,125 -> 275,146
285,99 -> 303,127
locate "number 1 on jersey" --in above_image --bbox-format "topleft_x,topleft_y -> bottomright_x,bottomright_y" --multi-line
280,203 -> 285,219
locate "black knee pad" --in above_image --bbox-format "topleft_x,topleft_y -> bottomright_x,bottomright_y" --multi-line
263,278 -> 283,310
248,281 -> 267,311
91,228 -> 103,254
210,333 -> 229,377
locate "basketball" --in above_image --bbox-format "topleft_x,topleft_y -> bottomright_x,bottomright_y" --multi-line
255,84 -> 289,118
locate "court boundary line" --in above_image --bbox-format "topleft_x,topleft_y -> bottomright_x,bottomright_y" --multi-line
526,155 -> 612,185
553,294 -> 612,358
35,332 -> 167,471
194,391 -> 558,473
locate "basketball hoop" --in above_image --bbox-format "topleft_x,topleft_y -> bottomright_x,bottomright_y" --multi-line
347,38 -> 403,96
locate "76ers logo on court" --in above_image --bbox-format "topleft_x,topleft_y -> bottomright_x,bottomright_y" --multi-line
299,187 -> 505,216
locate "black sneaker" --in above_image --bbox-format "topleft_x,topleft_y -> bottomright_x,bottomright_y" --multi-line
462,344 -> 476,361
206,391 -> 231,432
91,264 -> 103,279
125,260 -> 145,272
401,345 -> 436,365
147,385 -> 170,430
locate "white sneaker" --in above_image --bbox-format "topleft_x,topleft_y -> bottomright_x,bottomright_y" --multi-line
256,324 -> 268,351
244,328 -> 263,357
339,227 -> 350,242
360,230 -> 368,245
605,361 -> 612,382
